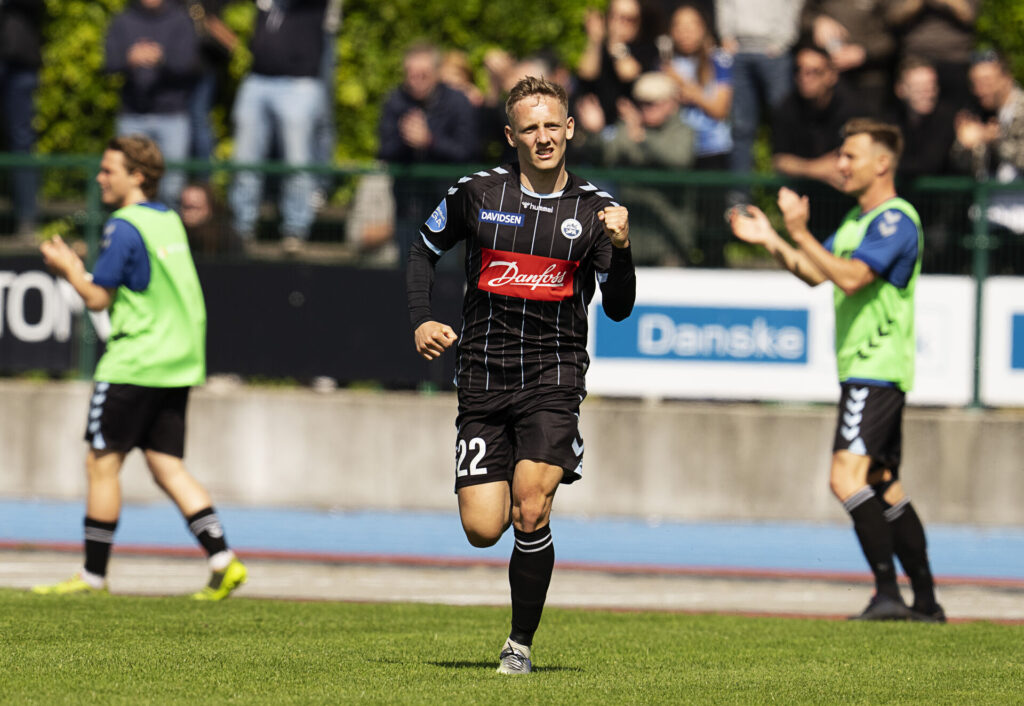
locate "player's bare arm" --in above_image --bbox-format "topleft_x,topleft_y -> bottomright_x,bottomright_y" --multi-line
728,203 -> 826,287
414,321 -> 458,361
777,187 -> 876,295
40,235 -> 114,311
598,206 -> 630,248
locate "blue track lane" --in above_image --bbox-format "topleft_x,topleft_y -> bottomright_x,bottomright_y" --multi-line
2,499 -> 1022,580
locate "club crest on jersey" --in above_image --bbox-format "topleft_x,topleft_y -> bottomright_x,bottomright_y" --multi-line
426,199 -> 447,233
560,218 -> 583,240
479,209 -> 525,227
478,247 -> 578,301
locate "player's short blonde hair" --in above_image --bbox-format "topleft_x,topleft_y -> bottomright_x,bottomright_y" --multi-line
841,118 -> 904,162
505,76 -> 569,125
107,135 -> 165,200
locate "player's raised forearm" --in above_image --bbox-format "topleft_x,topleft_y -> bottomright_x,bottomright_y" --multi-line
69,272 -> 114,311
793,234 -> 874,294
765,234 -> 827,286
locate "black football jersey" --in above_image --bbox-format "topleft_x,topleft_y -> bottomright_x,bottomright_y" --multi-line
419,163 -> 634,391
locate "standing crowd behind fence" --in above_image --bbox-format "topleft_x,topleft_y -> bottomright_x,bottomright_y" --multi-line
1,0 -> 1023,274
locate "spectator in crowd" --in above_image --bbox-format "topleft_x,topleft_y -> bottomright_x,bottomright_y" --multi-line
663,2 -> 734,170
440,50 -> 484,108
715,0 -> 803,176
575,72 -> 698,265
179,181 -> 240,257
0,0 -> 43,239
953,49 -> 1024,243
378,42 -> 479,165
183,1 -> 237,171
801,0 -> 897,117
576,0 -> 660,126
105,0 -> 200,206
229,0 -> 328,253
953,50 -> 1024,181
885,0 -> 979,112
888,57 -> 957,178
378,41 -> 478,265
772,43 -> 858,189
575,71 -> 695,169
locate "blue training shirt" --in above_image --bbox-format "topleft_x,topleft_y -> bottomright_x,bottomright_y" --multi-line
822,207 -> 919,289
91,203 -> 171,291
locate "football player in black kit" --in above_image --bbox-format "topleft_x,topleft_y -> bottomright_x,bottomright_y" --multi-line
406,76 -> 636,674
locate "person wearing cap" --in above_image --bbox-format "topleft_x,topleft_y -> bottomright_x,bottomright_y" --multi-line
575,71 -> 695,169
575,71 -> 697,265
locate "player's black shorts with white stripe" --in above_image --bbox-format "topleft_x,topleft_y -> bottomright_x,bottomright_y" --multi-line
453,385 -> 586,491
832,382 -> 904,475
84,382 -> 190,458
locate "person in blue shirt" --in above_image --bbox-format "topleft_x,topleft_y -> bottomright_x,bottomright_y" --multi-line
663,3 -> 734,170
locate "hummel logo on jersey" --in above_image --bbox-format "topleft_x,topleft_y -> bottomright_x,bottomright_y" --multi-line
478,247 -> 578,301
522,200 -> 554,213
480,209 -> 525,227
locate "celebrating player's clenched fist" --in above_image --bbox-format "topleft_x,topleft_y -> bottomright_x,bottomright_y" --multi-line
414,321 -> 458,360
598,206 -> 630,249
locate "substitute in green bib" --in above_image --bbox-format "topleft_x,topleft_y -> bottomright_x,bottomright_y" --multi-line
35,135 -> 246,601
728,118 -> 943,623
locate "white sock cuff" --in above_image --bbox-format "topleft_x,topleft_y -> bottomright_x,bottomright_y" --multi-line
209,550 -> 235,572
505,638 -> 531,659
80,568 -> 106,588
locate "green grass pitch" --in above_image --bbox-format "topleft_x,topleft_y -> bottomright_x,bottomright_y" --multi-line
2,588 -> 1021,705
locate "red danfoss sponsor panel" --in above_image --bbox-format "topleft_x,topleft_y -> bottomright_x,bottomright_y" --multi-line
477,247 -> 578,301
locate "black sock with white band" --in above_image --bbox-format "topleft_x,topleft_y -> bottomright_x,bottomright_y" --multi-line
843,486 -> 900,600
508,525 -> 555,647
186,507 -> 231,569
886,501 -> 938,612
84,516 -> 118,580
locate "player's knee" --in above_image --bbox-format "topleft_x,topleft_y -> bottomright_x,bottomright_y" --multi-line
460,514 -> 508,547
829,452 -> 868,500
463,525 -> 504,548
512,496 -> 551,533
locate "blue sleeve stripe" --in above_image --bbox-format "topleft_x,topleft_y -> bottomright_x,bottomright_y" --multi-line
420,231 -> 444,256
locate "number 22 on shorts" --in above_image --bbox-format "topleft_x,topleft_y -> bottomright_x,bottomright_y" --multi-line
456,436 -> 487,477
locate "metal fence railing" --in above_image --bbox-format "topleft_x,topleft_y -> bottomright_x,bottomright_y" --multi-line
2,153 -> 1022,402
2,153 -> 1022,274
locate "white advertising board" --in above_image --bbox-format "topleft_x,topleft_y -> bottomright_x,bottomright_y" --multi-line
980,276 -> 1024,407
587,269 -> 974,406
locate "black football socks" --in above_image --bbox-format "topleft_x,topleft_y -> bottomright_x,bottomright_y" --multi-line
843,487 -> 901,600
885,500 -> 938,612
83,516 -> 118,578
187,507 -> 229,557
508,525 -> 555,646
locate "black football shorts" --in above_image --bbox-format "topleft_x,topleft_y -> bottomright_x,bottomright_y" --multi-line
84,382 -> 191,458
452,385 -> 586,491
832,382 -> 905,475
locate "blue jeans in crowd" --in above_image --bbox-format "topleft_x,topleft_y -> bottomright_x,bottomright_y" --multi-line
116,112 -> 191,207
729,51 -> 792,176
0,64 -> 39,231
189,70 -> 218,167
229,74 -> 325,240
